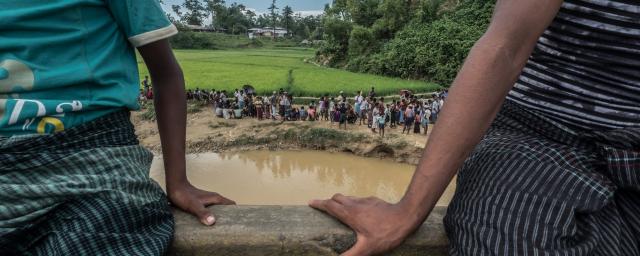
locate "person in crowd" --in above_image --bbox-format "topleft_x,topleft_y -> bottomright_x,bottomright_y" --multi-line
402,105 -> 414,134
379,104 -> 388,138
367,98 -> 376,129
318,97 -> 326,121
233,102 -> 242,119
142,76 -> 150,96
139,89 -> 147,104
430,94 -> 440,122
338,102 -> 348,130
264,93 -> 271,119
237,91 -> 245,110
281,92 -> 292,122
278,93 -> 286,121
413,106 -> 422,134
337,91 -> 345,104
421,106 -> 431,135
359,97 -> 369,126
299,106 -> 307,121
371,103 -> 380,133
270,91 -> 278,121
323,96 -> 329,121
389,101 -> 397,128
398,99 -> 406,125
347,104 -> 358,124
308,106 -> 317,121
254,96 -> 264,121
146,85 -> 154,100
368,86 -> 376,98
329,97 -> 337,124
355,91 -> 364,116
233,89 -> 240,101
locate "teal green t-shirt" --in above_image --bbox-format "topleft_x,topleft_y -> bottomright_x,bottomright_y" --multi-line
0,0 -> 177,136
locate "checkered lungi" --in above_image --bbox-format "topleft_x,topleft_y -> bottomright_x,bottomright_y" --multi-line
445,100 -> 640,255
0,111 -> 173,255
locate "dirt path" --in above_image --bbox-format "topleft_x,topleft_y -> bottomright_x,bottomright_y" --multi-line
132,106 -> 432,165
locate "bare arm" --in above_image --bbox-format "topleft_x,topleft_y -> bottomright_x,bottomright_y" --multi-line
138,39 -> 235,226
310,0 -> 564,255
401,0 -> 564,227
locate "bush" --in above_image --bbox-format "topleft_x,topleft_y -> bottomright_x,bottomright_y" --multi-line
315,0 -> 495,87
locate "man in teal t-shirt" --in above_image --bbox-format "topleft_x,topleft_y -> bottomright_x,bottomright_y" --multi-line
0,0 -> 178,135
0,1 -> 235,255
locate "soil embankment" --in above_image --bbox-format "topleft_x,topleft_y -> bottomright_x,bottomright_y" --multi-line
132,106 -> 430,165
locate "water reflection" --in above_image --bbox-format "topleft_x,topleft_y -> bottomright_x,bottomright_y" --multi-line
150,151 -> 455,206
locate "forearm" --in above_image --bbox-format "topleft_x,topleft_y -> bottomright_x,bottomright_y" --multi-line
153,71 -> 188,189
399,35 -> 533,225
137,40 -> 189,191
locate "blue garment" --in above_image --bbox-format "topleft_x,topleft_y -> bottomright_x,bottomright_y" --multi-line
0,0 -> 177,136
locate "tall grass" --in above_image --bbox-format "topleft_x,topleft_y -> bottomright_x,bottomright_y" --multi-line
138,48 -> 442,97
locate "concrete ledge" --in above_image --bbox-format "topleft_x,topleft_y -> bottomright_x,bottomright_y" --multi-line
170,206 -> 448,256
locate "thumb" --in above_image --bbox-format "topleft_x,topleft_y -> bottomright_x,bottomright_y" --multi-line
192,204 -> 216,226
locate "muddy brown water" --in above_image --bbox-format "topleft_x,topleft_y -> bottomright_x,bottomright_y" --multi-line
150,150 -> 455,206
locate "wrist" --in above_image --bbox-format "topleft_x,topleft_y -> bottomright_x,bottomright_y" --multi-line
397,193 -> 433,228
166,177 -> 191,193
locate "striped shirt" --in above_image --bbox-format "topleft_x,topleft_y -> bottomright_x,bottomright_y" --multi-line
507,0 -> 640,131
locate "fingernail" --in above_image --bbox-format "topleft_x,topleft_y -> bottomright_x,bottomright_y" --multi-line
206,216 -> 215,225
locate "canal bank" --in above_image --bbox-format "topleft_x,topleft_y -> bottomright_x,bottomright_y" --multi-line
132,107 -> 431,165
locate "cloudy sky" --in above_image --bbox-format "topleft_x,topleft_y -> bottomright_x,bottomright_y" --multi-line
162,0 -> 331,16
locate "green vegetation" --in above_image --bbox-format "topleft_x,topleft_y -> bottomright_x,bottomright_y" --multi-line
170,0 -> 323,40
229,126 -> 368,148
164,0 -> 495,93
169,32 -> 301,50
138,47 -> 440,97
317,0 -> 495,86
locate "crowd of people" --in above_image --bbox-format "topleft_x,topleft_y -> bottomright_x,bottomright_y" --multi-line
167,84 -> 449,138
138,77 -> 449,138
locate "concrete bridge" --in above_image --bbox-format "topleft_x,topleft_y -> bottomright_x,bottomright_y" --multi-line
169,205 -> 448,255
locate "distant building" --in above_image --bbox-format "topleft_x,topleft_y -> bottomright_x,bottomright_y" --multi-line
248,27 -> 288,39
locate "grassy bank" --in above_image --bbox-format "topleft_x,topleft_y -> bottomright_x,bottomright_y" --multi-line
138,47 -> 441,97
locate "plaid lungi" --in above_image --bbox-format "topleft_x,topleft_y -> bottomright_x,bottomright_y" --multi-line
0,111 -> 174,255
445,100 -> 640,255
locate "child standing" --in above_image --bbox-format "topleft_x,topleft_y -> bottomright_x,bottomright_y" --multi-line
379,105 -> 388,138
372,104 -> 380,133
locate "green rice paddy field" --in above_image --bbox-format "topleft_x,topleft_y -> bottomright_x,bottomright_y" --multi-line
138,48 -> 441,97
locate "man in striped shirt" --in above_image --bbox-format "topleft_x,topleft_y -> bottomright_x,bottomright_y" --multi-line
311,0 -> 640,255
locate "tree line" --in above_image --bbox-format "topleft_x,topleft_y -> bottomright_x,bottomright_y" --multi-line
168,0 -> 323,40
317,0 -> 495,86
165,0 -> 496,87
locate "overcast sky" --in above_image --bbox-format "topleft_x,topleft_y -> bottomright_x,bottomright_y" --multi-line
162,0 -> 331,16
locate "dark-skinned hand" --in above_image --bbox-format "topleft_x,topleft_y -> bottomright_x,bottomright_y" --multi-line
309,194 -> 418,256
168,181 -> 236,226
